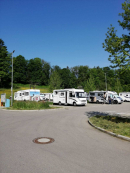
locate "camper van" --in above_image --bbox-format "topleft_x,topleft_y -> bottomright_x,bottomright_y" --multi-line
88,91 -> 105,103
14,89 -> 40,101
44,93 -> 53,101
119,92 -> 130,102
53,88 -> 87,106
108,91 -> 123,104
88,91 -> 123,104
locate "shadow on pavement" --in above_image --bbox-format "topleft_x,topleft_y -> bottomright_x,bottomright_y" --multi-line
85,111 -> 130,119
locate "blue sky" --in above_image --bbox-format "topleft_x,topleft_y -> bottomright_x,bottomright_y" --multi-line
0,0 -> 127,69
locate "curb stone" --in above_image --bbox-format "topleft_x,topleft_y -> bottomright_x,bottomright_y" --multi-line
88,119 -> 130,142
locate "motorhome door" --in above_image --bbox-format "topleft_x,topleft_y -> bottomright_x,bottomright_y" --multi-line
65,91 -> 67,104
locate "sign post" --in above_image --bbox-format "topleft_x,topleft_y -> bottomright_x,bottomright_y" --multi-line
1,93 -> 6,106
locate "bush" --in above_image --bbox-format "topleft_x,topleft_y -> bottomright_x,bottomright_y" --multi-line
12,101 -> 50,110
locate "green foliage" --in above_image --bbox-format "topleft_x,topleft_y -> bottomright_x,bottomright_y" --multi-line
84,74 -> 96,92
0,39 -> 11,87
27,58 -> 43,84
90,115 -> 130,138
13,55 -> 27,83
0,37 -> 130,92
90,67 -> 105,90
12,101 -> 50,110
41,60 -> 51,85
49,71 -> 62,92
114,78 -> 123,94
78,66 -> 89,87
60,68 -> 72,88
103,0 -> 130,70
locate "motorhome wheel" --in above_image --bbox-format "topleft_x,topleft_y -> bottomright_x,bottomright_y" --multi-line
114,100 -> 118,104
73,102 -> 76,106
59,102 -> 61,106
96,100 -> 99,104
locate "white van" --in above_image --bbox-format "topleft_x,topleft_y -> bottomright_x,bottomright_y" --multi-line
44,93 -> 53,101
53,88 -> 87,106
88,91 -> 123,104
14,89 -> 40,101
119,92 -> 130,102
107,91 -> 123,104
88,91 -> 105,103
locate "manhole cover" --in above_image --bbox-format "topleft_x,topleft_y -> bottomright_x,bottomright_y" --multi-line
33,137 -> 54,144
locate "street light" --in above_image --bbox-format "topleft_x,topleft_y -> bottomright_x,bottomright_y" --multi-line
105,73 -> 107,91
11,50 -> 15,106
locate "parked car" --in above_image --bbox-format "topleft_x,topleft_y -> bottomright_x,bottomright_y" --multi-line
40,93 -> 46,101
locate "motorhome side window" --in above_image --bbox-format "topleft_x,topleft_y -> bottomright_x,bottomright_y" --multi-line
60,92 -> 64,97
14,93 -> 17,98
90,93 -> 95,96
69,92 -> 75,97
25,92 -> 29,96
54,91 -> 58,95
98,93 -> 103,96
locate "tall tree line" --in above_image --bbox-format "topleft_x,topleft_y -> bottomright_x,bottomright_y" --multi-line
0,38 -> 130,93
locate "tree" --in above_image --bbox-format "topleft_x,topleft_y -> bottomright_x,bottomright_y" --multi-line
49,71 -> 62,92
102,0 -> 130,70
13,55 -> 27,83
70,66 -> 79,79
78,66 -> 89,87
0,39 -> 11,87
51,65 -> 61,74
27,58 -> 42,85
60,68 -> 71,88
84,74 -> 96,93
114,78 -> 123,94
102,67 -> 115,91
41,60 -> 51,85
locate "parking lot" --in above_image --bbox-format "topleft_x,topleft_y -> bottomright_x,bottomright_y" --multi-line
53,102 -> 130,116
0,102 -> 130,173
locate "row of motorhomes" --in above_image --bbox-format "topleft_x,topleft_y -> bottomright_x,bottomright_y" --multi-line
14,89 -> 87,106
14,89 -> 53,102
88,91 -> 123,104
119,92 -> 130,102
14,89 -> 130,106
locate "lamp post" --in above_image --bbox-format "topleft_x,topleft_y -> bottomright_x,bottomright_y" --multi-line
11,50 -> 15,106
105,73 -> 107,91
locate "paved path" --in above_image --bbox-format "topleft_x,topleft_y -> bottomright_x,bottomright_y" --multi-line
0,103 -> 130,173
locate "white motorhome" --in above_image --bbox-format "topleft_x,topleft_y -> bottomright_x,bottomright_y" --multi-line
107,91 -> 123,104
40,93 -> 46,101
53,88 -> 87,106
88,91 -> 123,104
119,92 -> 130,102
88,91 -> 105,103
44,93 -> 53,101
14,89 -> 40,101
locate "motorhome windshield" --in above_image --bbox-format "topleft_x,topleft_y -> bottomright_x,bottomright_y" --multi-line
114,94 -> 119,98
114,94 -> 119,97
76,92 -> 86,98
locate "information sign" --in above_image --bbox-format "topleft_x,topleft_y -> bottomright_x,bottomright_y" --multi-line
1,93 -> 6,102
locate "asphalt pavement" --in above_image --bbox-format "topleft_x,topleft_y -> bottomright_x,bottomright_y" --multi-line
0,102 -> 130,173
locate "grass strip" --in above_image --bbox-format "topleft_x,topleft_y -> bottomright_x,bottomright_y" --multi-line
89,115 -> 130,138
10,101 -> 52,110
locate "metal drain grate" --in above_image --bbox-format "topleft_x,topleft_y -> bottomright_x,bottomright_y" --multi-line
33,137 -> 54,144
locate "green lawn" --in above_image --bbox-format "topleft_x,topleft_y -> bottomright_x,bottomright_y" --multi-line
89,115 -> 130,138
